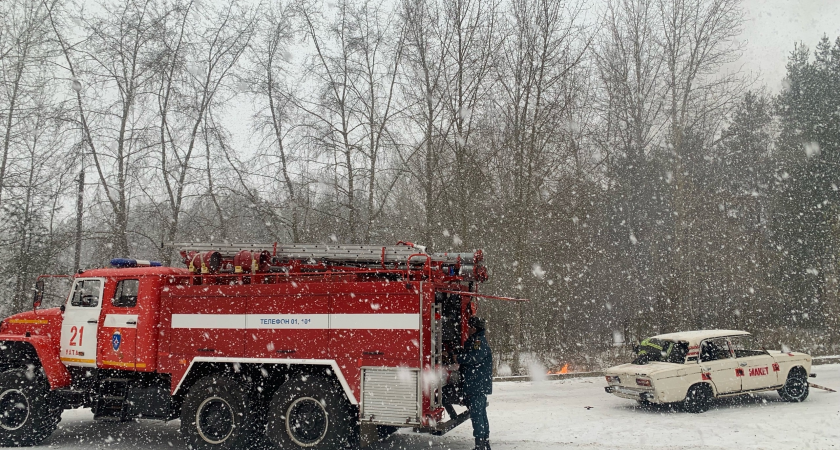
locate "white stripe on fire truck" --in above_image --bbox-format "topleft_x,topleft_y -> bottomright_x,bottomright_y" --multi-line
329,313 -> 420,330
170,313 -> 420,330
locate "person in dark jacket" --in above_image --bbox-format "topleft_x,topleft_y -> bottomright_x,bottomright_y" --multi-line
457,316 -> 493,450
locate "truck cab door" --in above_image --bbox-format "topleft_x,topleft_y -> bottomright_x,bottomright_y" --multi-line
97,279 -> 139,370
60,278 -> 105,367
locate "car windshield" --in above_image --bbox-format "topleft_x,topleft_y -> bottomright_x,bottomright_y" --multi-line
632,338 -> 688,365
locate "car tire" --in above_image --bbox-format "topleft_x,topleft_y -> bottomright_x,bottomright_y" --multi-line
778,367 -> 809,402
180,375 -> 256,450
682,383 -> 712,413
0,368 -> 62,447
265,375 -> 357,449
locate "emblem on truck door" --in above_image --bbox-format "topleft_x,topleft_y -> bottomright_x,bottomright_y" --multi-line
111,330 -> 122,351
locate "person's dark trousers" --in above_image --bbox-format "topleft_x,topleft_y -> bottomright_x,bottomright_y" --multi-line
467,393 -> 489,443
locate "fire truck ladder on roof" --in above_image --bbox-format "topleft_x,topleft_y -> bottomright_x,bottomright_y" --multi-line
170,242 -> 433,265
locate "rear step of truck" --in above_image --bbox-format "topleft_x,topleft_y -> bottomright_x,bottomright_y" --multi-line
418,409 -> 472,436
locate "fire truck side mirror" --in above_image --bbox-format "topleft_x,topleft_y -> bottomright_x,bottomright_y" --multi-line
32,279 -> 45,309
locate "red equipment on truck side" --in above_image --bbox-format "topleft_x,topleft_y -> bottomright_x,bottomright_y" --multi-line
0,242 -> 521,449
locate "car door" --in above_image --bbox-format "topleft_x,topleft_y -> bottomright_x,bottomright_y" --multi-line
730,335 -> 779,391
60,278 -> 104,368
699,337 -> 741,394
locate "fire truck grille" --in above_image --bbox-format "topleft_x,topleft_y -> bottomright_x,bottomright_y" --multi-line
360,367 -> 420,426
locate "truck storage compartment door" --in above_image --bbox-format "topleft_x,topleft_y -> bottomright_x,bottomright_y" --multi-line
245,283 -> 329,359
329,281 -> 421,362
60,278 -> 104,367
360,367 -> 420,426
168,286 -> 246,357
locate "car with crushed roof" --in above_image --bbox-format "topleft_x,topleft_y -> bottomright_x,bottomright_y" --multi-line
603,330 -> 813,413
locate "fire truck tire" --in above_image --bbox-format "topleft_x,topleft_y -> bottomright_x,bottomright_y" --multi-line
0,368 -> 61,447
266,376 -> 357,449
180,375 -> 256,450
681,383 -> 712,413
778,367 -> 809,402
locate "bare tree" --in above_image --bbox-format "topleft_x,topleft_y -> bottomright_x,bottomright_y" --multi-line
1,81 -> 74,313
399,0 -> 451,248
243,2 -> 305,242
657,0 -> 745,326
490,0 -> 589,372
0,0 -> 53,209
298,0 -> 405,243
47,0 -> 164,257
593,0 -> 667,338
154,0 -> 255,262
439,0 -> 499,249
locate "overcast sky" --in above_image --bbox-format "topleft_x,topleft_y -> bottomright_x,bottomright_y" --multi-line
227,0 -> 840,150
737,0 -> 840,90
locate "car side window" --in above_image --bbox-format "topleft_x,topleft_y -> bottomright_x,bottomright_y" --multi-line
700,338 -> 732,362
70,280 -> 102,307
112,279 -> 139,307
730,335 -> 766,358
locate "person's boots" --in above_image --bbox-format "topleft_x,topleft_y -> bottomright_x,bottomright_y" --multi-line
474,438 -> 491,450
444,404 -> 458,420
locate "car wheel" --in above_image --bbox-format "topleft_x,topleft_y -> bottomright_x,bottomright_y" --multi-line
682,383 -> 712,413
180,375 -> 256,450
778,368 -> 809,402
266,375 -> 357,449
0,368 -> 62,447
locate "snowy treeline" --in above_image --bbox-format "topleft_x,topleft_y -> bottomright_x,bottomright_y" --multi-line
1,0 -> 838,373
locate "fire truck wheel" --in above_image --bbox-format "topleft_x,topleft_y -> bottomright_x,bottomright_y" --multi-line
0,368 -> 61,447
180,375 -> 255,450
266,376 -> 356,449
778,367 -> 809,402
682,383 -> 712,413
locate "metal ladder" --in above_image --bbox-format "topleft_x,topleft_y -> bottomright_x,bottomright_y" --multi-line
170,242 -> 428,264
170,242 -> 481,266
93,377 -> 131,422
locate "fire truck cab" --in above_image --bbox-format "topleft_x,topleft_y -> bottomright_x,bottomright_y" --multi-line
0,242 -> 513,449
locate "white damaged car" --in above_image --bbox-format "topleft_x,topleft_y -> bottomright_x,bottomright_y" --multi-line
604,330 -> 813,413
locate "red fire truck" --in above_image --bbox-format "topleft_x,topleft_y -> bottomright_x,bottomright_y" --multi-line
0,242 -> 518,449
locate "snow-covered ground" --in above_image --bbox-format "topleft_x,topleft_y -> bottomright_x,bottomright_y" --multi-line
23,364 -> 839,450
